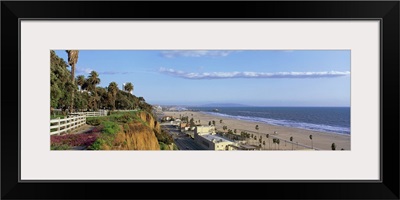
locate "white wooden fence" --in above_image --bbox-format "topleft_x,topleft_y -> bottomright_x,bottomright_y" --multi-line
70,110 -> 108,117
50,115 -> 87,135
112,109 -> 139,112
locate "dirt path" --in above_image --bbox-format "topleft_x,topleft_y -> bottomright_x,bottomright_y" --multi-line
70,124 -> 96,134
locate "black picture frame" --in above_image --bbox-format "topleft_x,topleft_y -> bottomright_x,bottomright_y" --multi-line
2,1 -> 399,199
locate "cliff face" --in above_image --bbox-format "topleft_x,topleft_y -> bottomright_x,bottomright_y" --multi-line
137,111 -> 161,133
108,111 -> 161,150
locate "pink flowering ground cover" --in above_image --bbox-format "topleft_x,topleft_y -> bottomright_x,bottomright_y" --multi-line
51,133 -> 100,147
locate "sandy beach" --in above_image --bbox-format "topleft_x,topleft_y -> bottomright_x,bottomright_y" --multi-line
163,111 -> 351,150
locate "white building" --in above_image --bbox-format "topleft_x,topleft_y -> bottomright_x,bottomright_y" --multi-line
194,126 -> 238,151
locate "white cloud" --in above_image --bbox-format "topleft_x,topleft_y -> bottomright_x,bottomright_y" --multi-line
159,67 -> 350,79
161,50 -> 237,58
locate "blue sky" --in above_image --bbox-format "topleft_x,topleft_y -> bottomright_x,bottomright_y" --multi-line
53,50 -> 350,107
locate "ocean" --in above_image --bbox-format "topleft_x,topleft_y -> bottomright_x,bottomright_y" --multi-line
189,107 -> 350,135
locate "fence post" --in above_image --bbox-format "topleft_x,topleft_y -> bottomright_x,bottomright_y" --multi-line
66,116 -> 69,133
57,117 -> 60,135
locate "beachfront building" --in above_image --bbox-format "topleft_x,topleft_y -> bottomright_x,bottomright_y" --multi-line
194,126 -> 238,151
195,126 -> 216,135
161,116 -> 173,121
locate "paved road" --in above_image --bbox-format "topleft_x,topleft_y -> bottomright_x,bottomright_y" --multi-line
160,123 -> 207,150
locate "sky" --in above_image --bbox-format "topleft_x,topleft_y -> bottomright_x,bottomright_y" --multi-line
53,50 -> 351,107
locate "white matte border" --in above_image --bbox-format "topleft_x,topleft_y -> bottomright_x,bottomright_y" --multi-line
20,21 -> 380,180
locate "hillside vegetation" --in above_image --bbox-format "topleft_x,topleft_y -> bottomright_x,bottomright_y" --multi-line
51,111 -> 177,150
50,50 -> 177,150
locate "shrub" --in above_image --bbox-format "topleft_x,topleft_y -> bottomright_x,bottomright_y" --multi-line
155,129 -> 173,144
115,113 -> 134,123
102,121 -> 120,135
86,117 -> 104,126
89,138 -> 104,150
159,142 -> 168,150
88,133 -> 116,150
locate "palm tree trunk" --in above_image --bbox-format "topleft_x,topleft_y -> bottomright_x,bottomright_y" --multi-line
70,64 -> 75,113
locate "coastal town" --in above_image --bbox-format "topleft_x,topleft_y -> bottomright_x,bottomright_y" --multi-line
154,106 -> 350,151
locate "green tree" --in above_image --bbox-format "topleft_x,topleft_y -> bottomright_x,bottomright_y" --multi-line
290,136 -> 294,150
331,143 -> 336,150
65,50 -> 79,112
76,75 -> 85,91
107,82 -> 119,110
189,118 -> 195,127
50,50 -> 75,113
124,82 -> 134,94
87,71 -> 101,110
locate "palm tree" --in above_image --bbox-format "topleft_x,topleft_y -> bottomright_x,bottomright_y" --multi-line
290,136 -> 294,150
86,71 -> 101,110
76,75 -> 85,91
309,135 -> 313,149
124,82 -> 134,94
87,71 -> 101,91
108,82 -> 119,110
66,50 -> 79,82
65,50 -> 79,112
331,143 -> 336,150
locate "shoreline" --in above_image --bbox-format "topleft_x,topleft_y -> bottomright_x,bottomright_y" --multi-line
162,111 -> 351,150
199,111 -> 350,137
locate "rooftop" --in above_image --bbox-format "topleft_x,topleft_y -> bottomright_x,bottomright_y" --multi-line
201,134 -> 233,143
